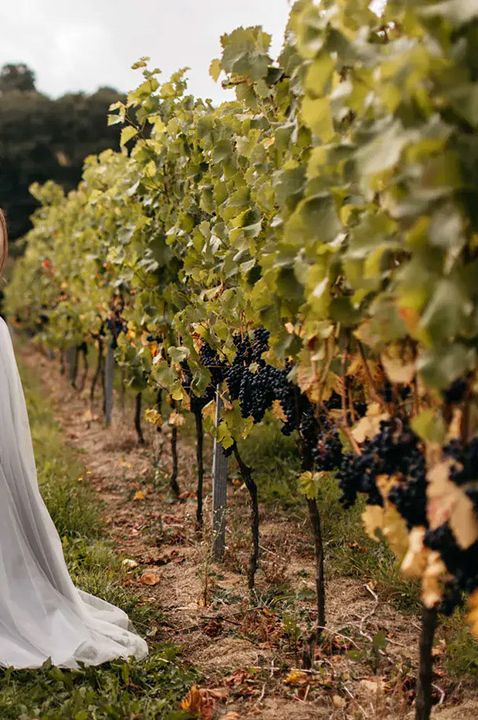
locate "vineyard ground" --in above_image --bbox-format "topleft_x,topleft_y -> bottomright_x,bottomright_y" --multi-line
13,337 -> 478,719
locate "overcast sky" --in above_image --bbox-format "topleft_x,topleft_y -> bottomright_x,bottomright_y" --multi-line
0,1 -> 291,102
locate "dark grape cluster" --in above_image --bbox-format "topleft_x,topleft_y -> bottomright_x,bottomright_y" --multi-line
238,367 -> 278,423
443,437 -> 478,520
180,360 -> 215,413
106,315 -> 127,349
251,327 -> 270,362
425,524 -> 478,614
192,329 -> 389,490
312,420 -> 343,472
337,452 -> 384,508
442,377 -> 469,405
225,330 -> 285,424
198,343 -> 227,386
197,328 -> 349,475
338,419 -> 427,528
419,434 -> 478,615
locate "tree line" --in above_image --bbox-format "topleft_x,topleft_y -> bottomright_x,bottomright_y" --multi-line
0,63 -> 123,241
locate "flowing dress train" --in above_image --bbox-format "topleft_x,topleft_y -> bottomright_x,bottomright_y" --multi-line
0,317 -> 148,668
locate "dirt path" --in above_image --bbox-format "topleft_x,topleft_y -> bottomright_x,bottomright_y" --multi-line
18,341 -> 478,720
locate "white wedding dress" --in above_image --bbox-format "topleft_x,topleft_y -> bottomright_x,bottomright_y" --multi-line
0,317 -> 148,668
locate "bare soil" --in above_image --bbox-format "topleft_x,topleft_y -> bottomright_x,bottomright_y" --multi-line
18,341 -> 478,720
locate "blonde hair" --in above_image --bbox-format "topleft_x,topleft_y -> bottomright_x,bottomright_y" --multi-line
0,209 -> 8,275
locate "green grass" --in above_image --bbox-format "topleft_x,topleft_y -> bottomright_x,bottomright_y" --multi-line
0,358 -> 196,720
444,611 -> 478,680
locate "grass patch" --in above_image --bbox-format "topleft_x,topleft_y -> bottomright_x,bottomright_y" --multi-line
0,357 -> 196,719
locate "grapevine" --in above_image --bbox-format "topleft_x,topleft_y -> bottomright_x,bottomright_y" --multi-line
6,2 -> 478,718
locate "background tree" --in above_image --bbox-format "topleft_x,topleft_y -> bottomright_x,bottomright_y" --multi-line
0,63 -> 124,242
0,63 -> 36,93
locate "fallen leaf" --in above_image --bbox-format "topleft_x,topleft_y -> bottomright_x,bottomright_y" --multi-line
332,694 -> 346,708
180,685 -> 222,720
81,408 -> 99,424
139,570 -> 161,586
359,678 -> 384,694
283,669 -> 309,686
122,558 -> 139,570
133,490 -> 146,501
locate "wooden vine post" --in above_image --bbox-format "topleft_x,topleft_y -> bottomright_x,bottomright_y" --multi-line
103,337 -> 115,427
66,346 -> 78,388
212,388 -> 228,561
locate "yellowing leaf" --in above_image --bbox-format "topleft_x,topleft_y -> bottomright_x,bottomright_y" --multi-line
352,403 -> 390,443
209,58 -> 222,82
120,126 -> 138,147
427,460 -> 478,549
362,505 -> 385,542
301,96 -> 334,142
422,551 -> 448,609
145,408 -> 162,426
272,399 -> 287,423
381,352 -> 416,384
362,489 -> 409,560
401,527 -> 429,578
180,686 -> 202,713
180,685 -> 219,720
297,363 -> 321,403
202,400 -> 216,420
217,420 -> 234,449
401,527 -> 447,607
284,669 -> 309,686
467,589 -> 478,639
298,471 -> 322,500
171,385 -> 186,402
144,160 -> 157,177
168,411 -> 185,427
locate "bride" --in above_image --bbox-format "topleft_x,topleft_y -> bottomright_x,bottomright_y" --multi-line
0,210 -> 148,669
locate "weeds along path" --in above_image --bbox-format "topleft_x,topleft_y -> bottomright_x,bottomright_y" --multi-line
18,340 -> 478,720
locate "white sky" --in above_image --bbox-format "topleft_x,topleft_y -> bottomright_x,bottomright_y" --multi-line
0,1 -> 291,102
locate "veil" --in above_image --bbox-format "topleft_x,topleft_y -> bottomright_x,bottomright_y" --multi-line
0,316 -> 148,668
